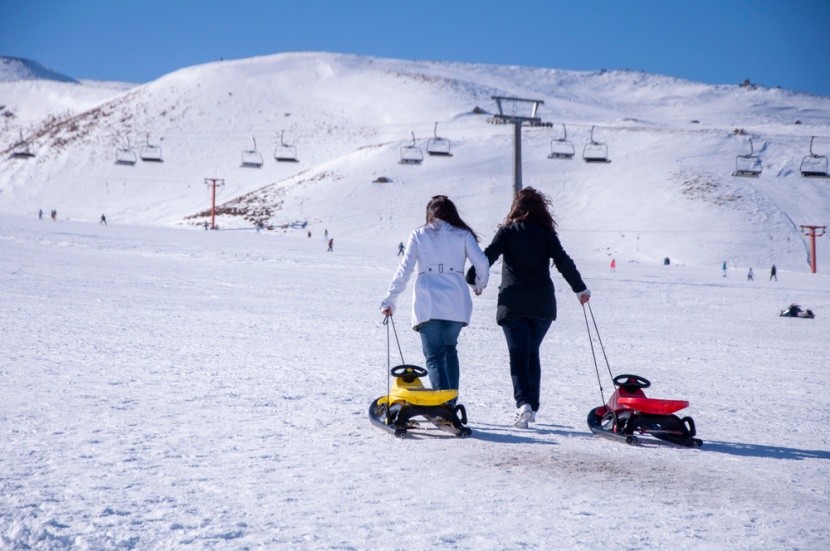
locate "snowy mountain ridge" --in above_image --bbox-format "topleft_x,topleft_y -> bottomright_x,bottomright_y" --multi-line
0,56 -> 79,84
1,51 -> 829,270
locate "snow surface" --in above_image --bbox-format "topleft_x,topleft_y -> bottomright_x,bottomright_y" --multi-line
1,52 -> 830,549
1,213 -> 828,549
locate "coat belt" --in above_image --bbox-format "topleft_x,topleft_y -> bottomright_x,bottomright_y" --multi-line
419,264 -> 462,274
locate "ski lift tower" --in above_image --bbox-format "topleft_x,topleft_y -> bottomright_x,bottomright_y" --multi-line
204,178 -> 225,230
491,96 -> 547,195
800,225 -> 826,273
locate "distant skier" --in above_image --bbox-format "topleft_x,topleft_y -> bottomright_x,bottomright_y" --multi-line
610,258 -> 616,272
308,230 -> 312,238
203,221 -> 209,230
100,214 -> 107,225
722,261 -> 727,277
327,238 -> 333,252
397,242 -> 405,256
770,264 -> 777,281
38,209 -> 43,220
747,267 -> 753,281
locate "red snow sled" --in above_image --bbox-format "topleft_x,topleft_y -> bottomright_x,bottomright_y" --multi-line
587,374 -> 703,448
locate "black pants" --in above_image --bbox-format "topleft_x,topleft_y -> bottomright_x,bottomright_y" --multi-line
501,317 -> 552,411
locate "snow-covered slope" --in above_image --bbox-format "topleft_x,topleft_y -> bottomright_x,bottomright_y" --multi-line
1,52 -> 828,271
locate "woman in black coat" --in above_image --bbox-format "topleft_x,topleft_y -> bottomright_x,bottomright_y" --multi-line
467,188 -> 590,427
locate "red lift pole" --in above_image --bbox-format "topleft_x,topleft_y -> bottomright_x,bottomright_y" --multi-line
204,178 -> 225,230
800,225 -> 826,273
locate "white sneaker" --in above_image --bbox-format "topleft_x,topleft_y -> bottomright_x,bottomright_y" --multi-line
513,404 -> 533,428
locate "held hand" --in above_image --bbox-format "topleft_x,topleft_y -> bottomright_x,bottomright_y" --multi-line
579,294 -> 590,305
381,306 -> 393,317
474,288 -> 483,296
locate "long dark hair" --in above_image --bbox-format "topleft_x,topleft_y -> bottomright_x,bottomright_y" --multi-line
425,195 -> 479,242
502,187 -> 556,230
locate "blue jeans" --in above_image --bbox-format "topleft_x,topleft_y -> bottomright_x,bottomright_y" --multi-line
417,320 -> 464,391
501,317 -> 552,411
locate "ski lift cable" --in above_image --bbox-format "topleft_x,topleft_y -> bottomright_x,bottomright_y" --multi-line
99,116 -> 830,143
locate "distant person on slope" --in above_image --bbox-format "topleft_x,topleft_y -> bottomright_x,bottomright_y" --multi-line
381,195 -> 489,394
770,264 -> 777,281
747,267 -> 754,281
466,187 -> 590,428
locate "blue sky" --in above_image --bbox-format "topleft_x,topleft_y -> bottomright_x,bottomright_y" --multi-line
3,0 -> 829,96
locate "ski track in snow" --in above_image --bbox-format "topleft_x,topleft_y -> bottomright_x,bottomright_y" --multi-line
1,215 -> 828,550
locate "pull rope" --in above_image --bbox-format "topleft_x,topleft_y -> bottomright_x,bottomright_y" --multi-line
384,314 -> 406,364
382,315 -> 406,421
581,303 -> 606,404
582,302 -> 616,405
383,316 -> 391,420
587,302 -> 615,383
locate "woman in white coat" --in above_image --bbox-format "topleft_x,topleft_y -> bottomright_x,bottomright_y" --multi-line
381,195 -> 490,392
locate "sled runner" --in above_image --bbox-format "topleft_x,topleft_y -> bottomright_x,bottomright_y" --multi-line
587,374 -> 702,448
581,303 -> 703,448
368,364 -> 471,438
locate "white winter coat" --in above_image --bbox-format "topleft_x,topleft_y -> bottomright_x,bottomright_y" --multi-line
382,220 -> 490,330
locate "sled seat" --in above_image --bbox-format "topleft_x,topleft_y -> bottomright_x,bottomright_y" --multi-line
378,388 -> 459,408
613,396 -> 689,415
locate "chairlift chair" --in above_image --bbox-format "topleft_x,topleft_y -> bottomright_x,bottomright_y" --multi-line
399,131 -> 424,165
240,136 -> 264,168
114,135 -> 137,166
426,122 -> 453,157
548,124 -> 575,160
800,136 -> 829,178
10,131 -> 35,159
139,133 -> 163,162
274,131 -> 299,162
732,138 -> 761,177
583,126 -> 610,163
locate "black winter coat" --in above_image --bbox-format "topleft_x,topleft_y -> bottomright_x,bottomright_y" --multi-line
466,222 -> 587,324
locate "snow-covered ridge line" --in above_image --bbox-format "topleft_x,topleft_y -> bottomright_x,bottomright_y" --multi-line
0,56 -> 79,83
